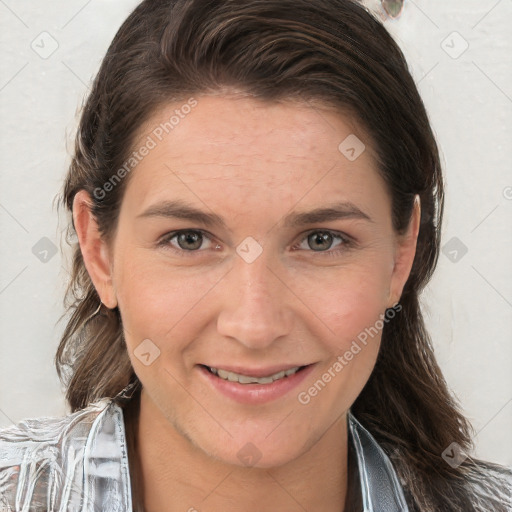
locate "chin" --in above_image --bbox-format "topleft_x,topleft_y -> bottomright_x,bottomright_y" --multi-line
213,445 -> 302,470
194,427 -> 311,470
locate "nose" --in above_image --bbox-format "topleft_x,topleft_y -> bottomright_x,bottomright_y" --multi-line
216,248 -> 294,350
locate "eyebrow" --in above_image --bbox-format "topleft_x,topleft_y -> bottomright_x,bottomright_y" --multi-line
136,199 -> 372,228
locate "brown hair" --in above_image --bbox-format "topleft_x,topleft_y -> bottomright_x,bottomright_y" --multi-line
56,1 -> 511,510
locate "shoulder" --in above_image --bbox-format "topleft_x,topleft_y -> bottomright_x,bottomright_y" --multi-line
0,398 -> 127,511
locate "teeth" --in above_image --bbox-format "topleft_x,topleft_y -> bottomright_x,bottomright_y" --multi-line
209,366 -> 302,384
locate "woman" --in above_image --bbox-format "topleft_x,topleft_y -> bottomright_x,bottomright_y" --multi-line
0,0 -> 510,510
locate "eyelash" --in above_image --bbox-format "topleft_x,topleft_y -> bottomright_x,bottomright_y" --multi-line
156,229 -> 355,258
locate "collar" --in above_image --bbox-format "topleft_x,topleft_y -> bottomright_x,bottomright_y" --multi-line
82,381 -> 409,511
348,411 -> 409,511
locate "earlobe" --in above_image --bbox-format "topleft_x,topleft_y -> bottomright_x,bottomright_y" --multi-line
72,190 -> 117,309
387,195 -> 421,307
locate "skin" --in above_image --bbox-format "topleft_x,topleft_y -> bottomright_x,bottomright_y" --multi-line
73,93 -> 420,511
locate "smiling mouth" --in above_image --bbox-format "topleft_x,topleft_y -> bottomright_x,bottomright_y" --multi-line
200,364 -> 310,385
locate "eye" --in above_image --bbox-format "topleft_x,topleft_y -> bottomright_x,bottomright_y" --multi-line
157,230 -> 217,254
157,229 -> 354,257
292,230 -> 353,257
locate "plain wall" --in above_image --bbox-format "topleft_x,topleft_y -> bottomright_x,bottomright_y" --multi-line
1,0 -> 511,467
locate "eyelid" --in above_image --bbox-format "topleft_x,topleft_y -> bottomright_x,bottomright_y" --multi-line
298,228 -> 353,244
157,228 -> 355,256
157,229 -> 217,253
293,229 -> 354,255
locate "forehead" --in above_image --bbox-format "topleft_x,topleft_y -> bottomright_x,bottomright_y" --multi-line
123,94 -> 386,214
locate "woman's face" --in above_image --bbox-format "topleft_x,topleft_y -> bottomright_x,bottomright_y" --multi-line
77,94 -> 419,468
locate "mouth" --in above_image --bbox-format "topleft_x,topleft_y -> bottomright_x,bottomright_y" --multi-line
197,362 -> 316,404
199,364 -> 311,385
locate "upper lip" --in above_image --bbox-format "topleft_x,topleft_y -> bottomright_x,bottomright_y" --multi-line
200,363 -> 312,378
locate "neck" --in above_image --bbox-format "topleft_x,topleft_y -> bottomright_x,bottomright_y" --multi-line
129,387 -> 350,512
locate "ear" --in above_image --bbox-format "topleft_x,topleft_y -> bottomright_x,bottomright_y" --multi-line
387,195 -> 421,307
72,190 -> 117,309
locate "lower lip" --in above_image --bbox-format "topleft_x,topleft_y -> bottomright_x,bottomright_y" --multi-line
197,364 -> 317,405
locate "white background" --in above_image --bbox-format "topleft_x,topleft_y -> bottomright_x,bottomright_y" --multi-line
0,0 -> 511,466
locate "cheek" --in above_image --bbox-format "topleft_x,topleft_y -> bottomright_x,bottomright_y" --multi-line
113,252 -> 222,346
114,238 -> 394,356
291,259 -> 393,350
297,271 -> 390,410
